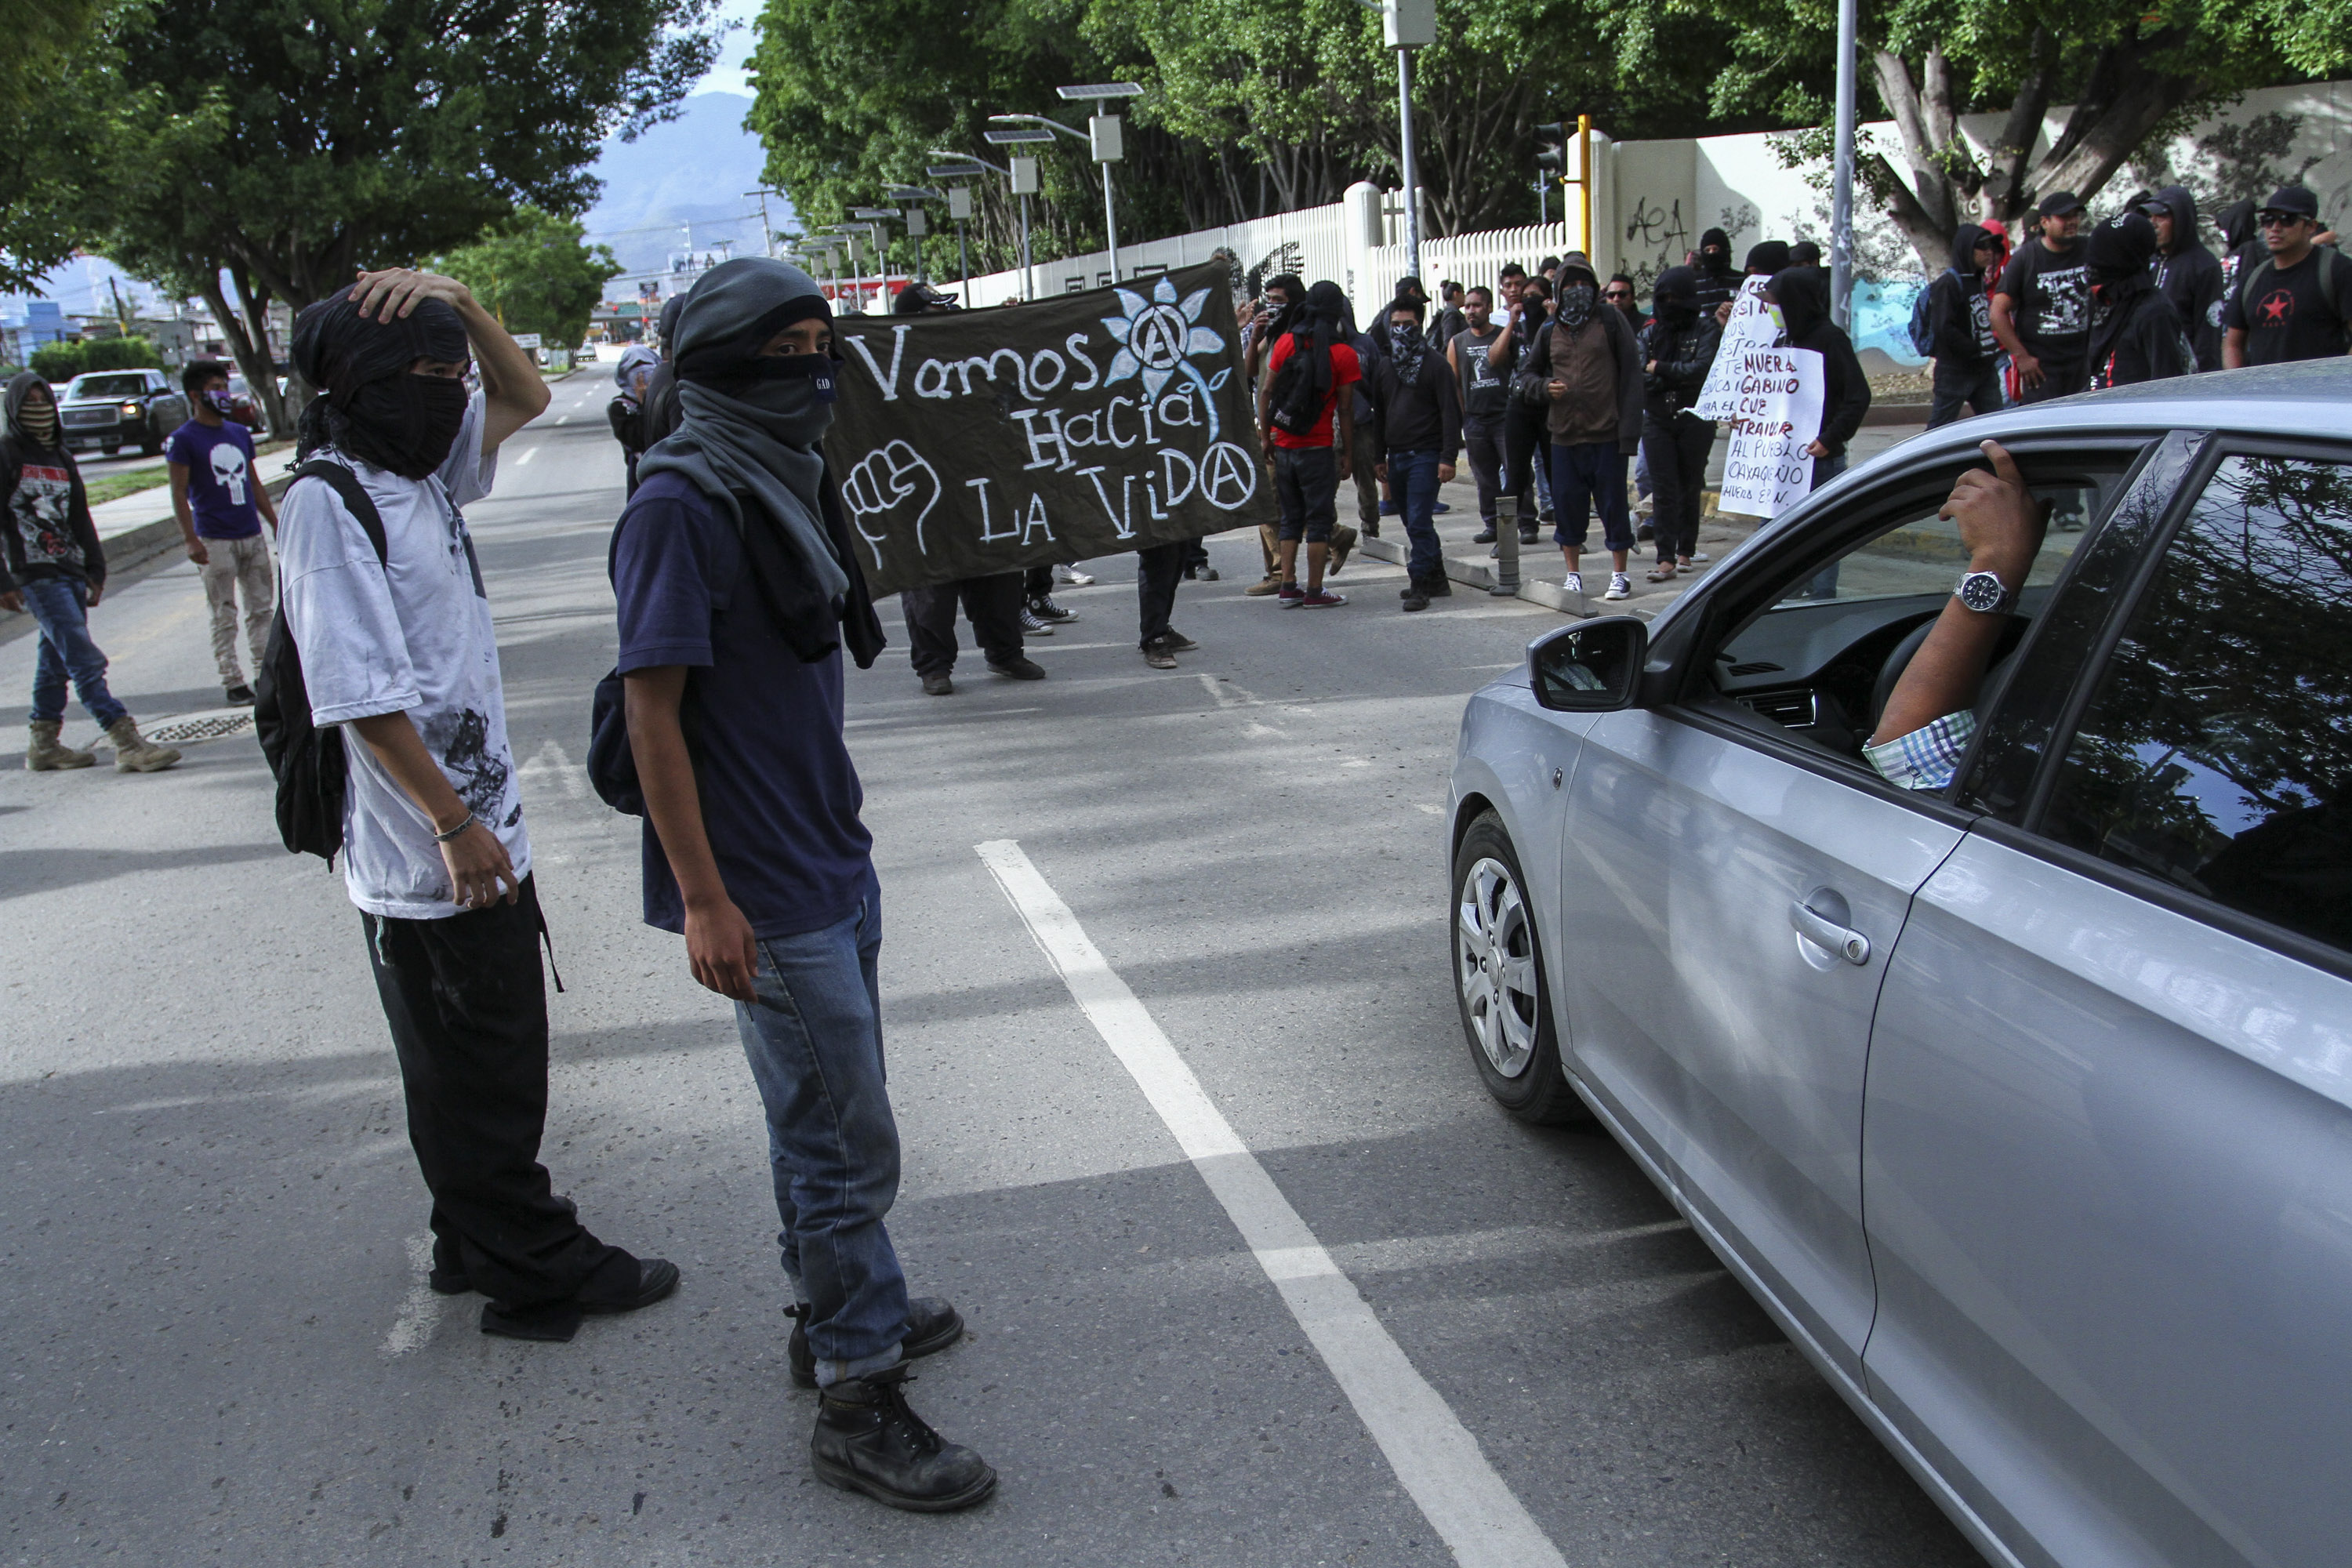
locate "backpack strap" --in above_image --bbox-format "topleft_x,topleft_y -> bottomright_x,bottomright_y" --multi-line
292,458 -> 388,564
2238,256 -> 2277,324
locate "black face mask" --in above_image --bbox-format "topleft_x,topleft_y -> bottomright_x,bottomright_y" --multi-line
695,350 -> 838,404
339,374 -> 469,479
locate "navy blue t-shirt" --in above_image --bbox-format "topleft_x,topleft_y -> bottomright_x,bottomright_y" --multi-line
610,472 -> 873,939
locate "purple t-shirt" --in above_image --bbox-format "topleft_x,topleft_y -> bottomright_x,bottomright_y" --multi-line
164,419 -> 262,539
608,471 -> 873,939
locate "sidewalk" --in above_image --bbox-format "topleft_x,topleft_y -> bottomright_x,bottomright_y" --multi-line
1355,421 -> 1926,620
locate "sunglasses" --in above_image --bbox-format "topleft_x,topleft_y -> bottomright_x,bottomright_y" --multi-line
1603,288 -> 1632,299
2256,212 -> 2310,228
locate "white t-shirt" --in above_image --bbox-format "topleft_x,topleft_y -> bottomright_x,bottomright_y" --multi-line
278,392 -> 522,920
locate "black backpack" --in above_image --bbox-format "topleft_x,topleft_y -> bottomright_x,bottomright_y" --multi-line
253,460 -> 388,863
1265,332 -> 1332,437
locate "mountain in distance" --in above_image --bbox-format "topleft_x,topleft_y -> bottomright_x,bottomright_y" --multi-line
582,91 -> 795,296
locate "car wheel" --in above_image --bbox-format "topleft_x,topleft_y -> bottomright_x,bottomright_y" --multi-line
1453,811 -> 1585,1125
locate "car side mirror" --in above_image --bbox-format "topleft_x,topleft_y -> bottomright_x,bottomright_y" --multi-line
1529,616 -> 1647,712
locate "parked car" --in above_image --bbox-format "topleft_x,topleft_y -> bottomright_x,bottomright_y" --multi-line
1447,360 -> 2352,1568
57,368 -> 189,457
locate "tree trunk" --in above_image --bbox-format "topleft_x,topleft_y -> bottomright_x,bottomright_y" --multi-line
197,273 -> 286,437
229,264 -> 292,436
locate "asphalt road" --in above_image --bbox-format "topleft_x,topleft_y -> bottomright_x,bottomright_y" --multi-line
0,375 -> 1980,1566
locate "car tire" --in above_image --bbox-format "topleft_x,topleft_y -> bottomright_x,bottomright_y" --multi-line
1452,811 -> 1585,1125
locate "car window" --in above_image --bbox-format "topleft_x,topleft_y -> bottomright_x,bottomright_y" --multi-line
68,374 -> 150,399
1706,459 -> 2122,769
2038,453 -> 2352,955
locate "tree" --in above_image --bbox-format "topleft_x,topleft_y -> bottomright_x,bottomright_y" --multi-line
1688,0 -> 2295,272
0,0 -> 115,292
30,336 -> 162,381
433,209 -> 622,347
80,0 -> 718,430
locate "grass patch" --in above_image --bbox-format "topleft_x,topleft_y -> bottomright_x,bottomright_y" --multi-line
82,470 -> 171,508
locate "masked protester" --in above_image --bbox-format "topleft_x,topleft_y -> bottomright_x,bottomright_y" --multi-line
1363,294 -> 1463,611
1764,266 -> 1874,601
1692,227 -> 1740,316
1926,224 -> 2008,426
1257,278 -> 1363,611
1638,267 -> 1721,581
2140,186 -> 2225,372
611,259 -> 996,1513
1526,252 -> 1645,601
278,269 -> 677,1342
2214,198 -> 2262,302
166,358 -> 282,706
2085,212 -> 2194,390
1,373 -> 182,771
1486,270 -> 1555,543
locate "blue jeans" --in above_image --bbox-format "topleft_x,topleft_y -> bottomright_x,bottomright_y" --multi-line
22,578 -> 127,728
1388,448 -> 1444,584
731,866 -> 911,1386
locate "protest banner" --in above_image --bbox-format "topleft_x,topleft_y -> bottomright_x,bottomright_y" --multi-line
1715,346 -> 1824,519
824,262 -> 1266,597
1693,277 -> 1775,420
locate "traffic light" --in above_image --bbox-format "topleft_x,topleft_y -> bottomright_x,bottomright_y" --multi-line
1535,122 -> 1567,181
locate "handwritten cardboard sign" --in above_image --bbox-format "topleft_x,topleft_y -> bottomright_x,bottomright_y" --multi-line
825,262 -> 1265,596
1715,347 -> 1824,519
1693,277 -> 1776,421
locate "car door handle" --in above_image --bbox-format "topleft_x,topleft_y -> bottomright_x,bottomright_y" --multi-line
1789,901 -> 1871,966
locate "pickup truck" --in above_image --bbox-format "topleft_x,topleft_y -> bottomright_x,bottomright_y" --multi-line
56,368 -> 191,458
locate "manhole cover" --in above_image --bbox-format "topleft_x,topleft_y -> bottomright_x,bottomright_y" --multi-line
143,708 -> 256,745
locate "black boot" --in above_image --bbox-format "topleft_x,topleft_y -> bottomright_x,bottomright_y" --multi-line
1470,524 -> 1497,543
789,1297 -> 965,1389
811,1367 -> 996,1512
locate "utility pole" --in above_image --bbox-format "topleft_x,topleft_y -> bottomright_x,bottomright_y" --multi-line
745,188 -> 780,257
1830,0 -> 1858,328
1367,0 -> 1436,279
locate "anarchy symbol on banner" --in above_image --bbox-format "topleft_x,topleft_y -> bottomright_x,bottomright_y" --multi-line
1130,304 -> 1191,377
1200,441 -> 1258,510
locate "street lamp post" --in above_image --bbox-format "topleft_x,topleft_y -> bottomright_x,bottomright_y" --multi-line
1359,0 -> 1435,279
851,209 -> 901,307
975,130 -> 1054,301
887,187 -> 944,286
927,158 -> 994,303
1056,85 -> 1142,285
1830,0 -> 1858,329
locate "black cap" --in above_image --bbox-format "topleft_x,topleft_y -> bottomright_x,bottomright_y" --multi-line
891,281 -> 959,316
2037,190 -> 2085,219
2259,185 -> 2321,221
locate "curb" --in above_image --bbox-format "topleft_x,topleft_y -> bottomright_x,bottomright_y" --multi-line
1356,533 -> 1668,622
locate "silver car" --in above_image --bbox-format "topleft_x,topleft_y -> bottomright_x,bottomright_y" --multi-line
1446,361 -> 2352,1568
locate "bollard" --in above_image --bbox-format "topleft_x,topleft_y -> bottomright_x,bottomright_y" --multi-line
1491,490 -> 1521,594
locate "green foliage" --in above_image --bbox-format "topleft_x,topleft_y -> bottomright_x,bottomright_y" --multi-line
746,0 -> 1740,278
29,336 -> 162,380
433,209 -> 622,347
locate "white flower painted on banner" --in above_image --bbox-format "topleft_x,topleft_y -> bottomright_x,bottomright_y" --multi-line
1102,275 -> 1228,400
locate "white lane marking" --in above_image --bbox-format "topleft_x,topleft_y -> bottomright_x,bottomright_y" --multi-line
975,840 -> 1570,1568
517,736 -> 590,801
1417,803 -> 1445,815
514,444 -> 539,466
381,1233 -> 452,1356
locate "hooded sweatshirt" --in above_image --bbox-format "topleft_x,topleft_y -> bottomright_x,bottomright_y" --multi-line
1928,224 -> 2001,369
1769,267 -> 1871,456
1637,267 -> 1722,420
1361,311 -> 1463,466
1527,253 -> 1645,452
2216,198 -> 2263,295
2085,213 -> 2194,390
0,372 -> 103,595
2146,185 -> 2225,371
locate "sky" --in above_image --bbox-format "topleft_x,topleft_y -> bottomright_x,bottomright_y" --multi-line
698,0 -> 764,97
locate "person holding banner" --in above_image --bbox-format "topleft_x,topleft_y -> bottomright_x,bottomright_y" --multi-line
611,258 -> 996,1512
1766,266 -> 1872,601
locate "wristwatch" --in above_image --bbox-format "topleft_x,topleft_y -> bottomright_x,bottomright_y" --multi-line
1955,569 -> 2017,615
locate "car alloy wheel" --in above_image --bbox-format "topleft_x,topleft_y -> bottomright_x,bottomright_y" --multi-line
1457,855 -> 1540,1079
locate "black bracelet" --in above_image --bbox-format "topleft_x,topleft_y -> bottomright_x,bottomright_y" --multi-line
432,813 -> 480,844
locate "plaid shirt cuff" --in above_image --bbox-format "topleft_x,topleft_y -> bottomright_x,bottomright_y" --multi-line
1864,710 -> 1976,792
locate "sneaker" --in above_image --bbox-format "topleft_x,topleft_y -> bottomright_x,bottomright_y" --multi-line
1029,595 -> 1079,623
1158,629 -> 1199,652
988,656 -> 1047,681
223,682 -> 255,706
1328,524 -> 1358,576
1276,581 -> 1306,604
1471,525 -> 1497,543
789,1298 -> 964,1390
1687,550 -> 1711,563
1245,574 -> 1284,597
1433,500 -> 1451,514
920,672 -> 953,696
811,1367 -> 996,1512
1605,573 -> 1632,601
1563,572 -> 1584,597
1142,640 -> 1179,669
1054,563 -> 1094,586
1298,589 -> 1346,608
1018,608 -> 1054,636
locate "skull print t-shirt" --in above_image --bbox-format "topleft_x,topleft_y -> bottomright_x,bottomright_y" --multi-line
1997,238 -> 2091,361
164,419 -> 263,539
278,391 -> 523,920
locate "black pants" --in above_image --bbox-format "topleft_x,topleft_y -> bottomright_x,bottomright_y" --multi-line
1137,541 -> 1184,648
1928,360 -> 2004,427
1463,415 -> 1505,526
1502,401 -> 1550,525
901,573 -> 1025,676
362,876 -> 619,1308
1642,411 -> 1715,564
2016,352 -> 2089,405
1022,564 -> 1051,601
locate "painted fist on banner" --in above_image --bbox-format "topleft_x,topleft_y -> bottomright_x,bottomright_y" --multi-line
840,440 -> 942,564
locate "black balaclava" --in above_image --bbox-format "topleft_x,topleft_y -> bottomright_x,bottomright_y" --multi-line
1951,223 -> 1993,275
1767,265 -> 1830,340
2087,212 -> 2160,376
291,285 -> 471,478
657,293 -> 686,354
1553,256 -> 1599,332
5,371 -> 60,450
1745,241 -> 1791,277
1282,280 -> 1351,401
1700,227 -> 1733,274
2216,198 -> 2257,253
1652,266 -> 1700,325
